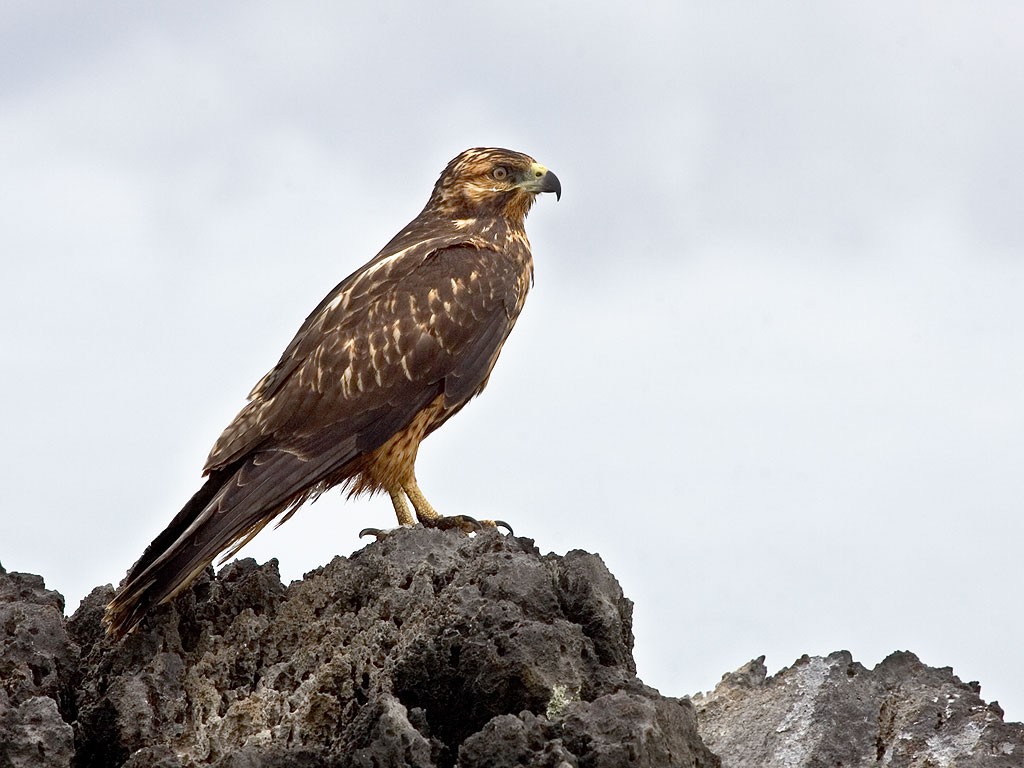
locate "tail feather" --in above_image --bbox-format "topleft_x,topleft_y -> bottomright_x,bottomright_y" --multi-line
103,469 -> 236,638
103,463 -> 297,638
103,440 -> 362,639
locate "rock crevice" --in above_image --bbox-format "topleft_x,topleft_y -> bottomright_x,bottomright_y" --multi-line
1,531 -> 1021,767
3,531 -> 714,767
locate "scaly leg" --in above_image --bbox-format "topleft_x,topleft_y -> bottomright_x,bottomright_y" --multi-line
388,487 -> 415,527
360,477 -> 514,539
403,477 -> 441,524
404,476 -> 514,534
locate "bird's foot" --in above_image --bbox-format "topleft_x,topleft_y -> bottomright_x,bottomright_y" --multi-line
359,516 -> 513,540
419,514 -> 513,535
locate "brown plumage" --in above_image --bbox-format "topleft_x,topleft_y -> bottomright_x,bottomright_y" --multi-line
104,147 -> 560,638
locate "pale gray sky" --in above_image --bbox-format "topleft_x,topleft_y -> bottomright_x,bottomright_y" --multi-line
3,2 -> 1023,719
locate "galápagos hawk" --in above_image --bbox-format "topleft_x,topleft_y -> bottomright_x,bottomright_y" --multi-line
104,147 -> 560,638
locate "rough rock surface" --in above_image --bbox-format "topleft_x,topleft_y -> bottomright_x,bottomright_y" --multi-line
2,530 -> 1022,767
0,563 -> 77,768
3,529 -> 716,767
695,650 -> 1024,767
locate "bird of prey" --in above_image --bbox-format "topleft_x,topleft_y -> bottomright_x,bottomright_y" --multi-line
104,147 -> 560,638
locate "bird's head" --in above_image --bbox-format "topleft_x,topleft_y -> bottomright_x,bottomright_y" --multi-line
427,147 -> 561,223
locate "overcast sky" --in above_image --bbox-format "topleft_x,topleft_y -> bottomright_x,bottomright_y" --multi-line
3,2 -> 1023,721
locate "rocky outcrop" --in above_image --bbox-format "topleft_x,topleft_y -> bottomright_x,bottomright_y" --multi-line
0,566 -> 77,768
3,530 -> 715,767
2,530 -> 1022,767
695,651 -> 1024,767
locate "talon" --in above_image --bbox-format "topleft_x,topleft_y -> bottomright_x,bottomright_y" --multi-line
422,514 -> 481,533
418,515 -> 513,535
359,527 -> 388,540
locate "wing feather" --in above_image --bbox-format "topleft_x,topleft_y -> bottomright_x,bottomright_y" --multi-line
206,244 -> 524,474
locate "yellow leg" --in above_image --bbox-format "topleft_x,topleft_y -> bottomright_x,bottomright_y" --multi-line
362,476 -> 511,538
403,477 -> 441,524
388,488 -> 415,527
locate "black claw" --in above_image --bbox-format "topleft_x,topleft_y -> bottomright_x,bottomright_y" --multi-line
416,515 -> 512,535
359,527 -> 386,540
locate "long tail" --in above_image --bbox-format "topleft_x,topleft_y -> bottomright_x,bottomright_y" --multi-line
103,453 -> 317,638
104,429 -> 375,638
104,470 -> 231,638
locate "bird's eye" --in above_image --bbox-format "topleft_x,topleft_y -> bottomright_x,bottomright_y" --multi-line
492,166 -> 509,181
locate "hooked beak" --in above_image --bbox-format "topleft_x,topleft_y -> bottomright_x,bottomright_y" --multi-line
522,162 -> 562,201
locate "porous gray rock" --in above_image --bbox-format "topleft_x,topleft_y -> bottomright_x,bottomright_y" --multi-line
694,650 -> 1024,767
3,534 -> 1022,768
0,563 -> 77,768
63,529 -> 717,767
